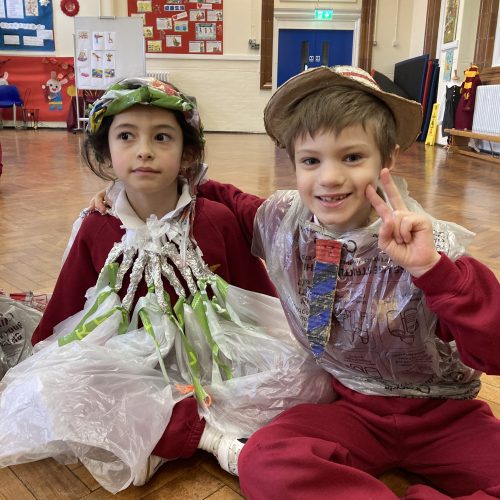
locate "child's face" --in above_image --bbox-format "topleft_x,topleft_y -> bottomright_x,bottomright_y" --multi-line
294,124 -> 393,232
108,105 -> 185,205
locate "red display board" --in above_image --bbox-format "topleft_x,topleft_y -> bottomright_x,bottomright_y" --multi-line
127,1 -> 223,55
0,56 -> 75,125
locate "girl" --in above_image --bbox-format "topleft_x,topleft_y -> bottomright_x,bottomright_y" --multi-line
0,78 -> 331,491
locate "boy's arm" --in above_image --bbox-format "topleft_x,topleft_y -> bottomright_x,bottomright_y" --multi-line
367,170 -> 500,374
414,254 -> 500,374
197,180 -> 265,243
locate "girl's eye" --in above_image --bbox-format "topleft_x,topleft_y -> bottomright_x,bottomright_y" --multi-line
118,132 -> 131,140
345,153 -> 362,163
156,133 -> 171,142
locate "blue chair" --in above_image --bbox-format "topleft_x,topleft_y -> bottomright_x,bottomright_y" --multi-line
0,85 -> 24,128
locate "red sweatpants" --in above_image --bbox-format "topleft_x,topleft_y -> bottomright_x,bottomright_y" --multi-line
152,397 -> 205,459
239,380 -> 500,500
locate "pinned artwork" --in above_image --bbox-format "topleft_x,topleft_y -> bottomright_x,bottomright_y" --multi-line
128,0 -> 223,55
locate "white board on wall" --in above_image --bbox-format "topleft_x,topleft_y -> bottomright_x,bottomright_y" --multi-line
74,17 -> 145,90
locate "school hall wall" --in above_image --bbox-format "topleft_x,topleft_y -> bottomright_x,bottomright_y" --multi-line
0,0 -> 427,132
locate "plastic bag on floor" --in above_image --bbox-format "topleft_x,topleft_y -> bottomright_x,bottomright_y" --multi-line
0,333 -> 176,493
0,293 -> 43,376
189,282 -> 336,436
0,272 -> 186,493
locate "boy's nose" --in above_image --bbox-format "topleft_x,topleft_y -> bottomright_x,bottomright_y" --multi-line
318,161 -> 345,186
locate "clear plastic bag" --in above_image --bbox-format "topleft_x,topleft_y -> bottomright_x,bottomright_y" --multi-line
0,271 -> 185,493
0,333 -> 176,493
191,283 -> 336,436
0,268 -> 334,492
0,294 -> 42,375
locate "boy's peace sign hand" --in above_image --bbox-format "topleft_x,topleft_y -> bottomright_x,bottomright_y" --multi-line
365,169 -> 441,278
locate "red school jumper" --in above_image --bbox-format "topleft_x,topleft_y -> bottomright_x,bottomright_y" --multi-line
199,179 -> 500,500
32,194 -> 276,459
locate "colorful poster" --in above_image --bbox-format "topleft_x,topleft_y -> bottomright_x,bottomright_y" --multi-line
127,0 -> 223,55
0,0 -> 55,51
443,49 -> 454,82
0,56 -> 74,123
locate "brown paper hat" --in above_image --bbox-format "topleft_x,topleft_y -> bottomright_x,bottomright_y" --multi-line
264,65 -> 423,152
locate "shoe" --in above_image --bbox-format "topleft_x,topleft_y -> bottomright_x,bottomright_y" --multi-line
198,424 -> 247,476
133,454 -> 167,486
215,436 -> 247,475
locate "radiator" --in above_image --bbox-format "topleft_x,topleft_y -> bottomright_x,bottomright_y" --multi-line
472,84 -> 500,135
146,71 -> 170,82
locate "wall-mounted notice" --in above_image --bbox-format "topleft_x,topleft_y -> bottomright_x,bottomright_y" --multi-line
127,0 -> 223,55
74,17 -> 145,90
0,0 -> 55,52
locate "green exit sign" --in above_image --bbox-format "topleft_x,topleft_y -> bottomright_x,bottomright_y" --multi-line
315,9 -> 333,20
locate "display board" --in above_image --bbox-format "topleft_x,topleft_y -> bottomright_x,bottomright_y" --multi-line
74,17 -> 145,90
0,56 -> 73,125
127,0 -> 223,55
0,0 -> 55,52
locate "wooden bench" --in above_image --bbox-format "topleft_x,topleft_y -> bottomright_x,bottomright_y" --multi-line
444,128 -> 500,165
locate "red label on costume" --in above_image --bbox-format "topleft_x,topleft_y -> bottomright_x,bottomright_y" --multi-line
315,239 -> 342,264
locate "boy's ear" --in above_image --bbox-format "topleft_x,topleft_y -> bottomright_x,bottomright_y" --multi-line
385,145 -> 400,171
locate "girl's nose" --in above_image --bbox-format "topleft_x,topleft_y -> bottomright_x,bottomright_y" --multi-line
137,142 -> 154,160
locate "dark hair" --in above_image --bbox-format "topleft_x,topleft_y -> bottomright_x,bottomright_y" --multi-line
82,107 -> 205,181
281,85 -> 397,167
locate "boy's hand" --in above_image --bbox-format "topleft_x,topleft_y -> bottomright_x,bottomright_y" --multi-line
365,168 -> 441,278
88,189 -> 109,214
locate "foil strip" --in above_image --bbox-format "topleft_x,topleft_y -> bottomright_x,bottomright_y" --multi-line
149,253 -> 170,312
122,252 -> 147,311
104,241 -> 125,267
115,247 -> 136,291
160,258 -> 186,298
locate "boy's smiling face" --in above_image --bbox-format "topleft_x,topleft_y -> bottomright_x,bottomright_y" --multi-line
294,123 -> 396,233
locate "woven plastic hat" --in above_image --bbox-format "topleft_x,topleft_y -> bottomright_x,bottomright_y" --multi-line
264,65 -> 422,152
88,76 -> 203,140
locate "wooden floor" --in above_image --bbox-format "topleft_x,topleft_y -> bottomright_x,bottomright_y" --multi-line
0,129 -> 499,499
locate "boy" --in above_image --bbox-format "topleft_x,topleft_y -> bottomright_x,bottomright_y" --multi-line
198,66 -> 500,499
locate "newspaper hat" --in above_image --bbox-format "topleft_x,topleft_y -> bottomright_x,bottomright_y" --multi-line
88,76 -> 203,140
264,65 -> 422,152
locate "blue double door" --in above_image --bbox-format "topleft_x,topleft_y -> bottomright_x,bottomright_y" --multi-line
277,29 -> 353,86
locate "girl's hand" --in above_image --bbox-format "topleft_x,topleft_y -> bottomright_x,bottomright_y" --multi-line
88,189 -> 109,214
365,168 -> 441,278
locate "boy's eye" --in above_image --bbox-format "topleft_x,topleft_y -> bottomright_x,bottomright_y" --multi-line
344,153 -> 362,163
301,157 -> 320,166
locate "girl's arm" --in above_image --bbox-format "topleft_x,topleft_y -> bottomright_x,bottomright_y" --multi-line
31,216 -> 105,345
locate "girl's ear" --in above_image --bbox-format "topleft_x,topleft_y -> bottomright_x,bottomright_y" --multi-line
385,145 -> 400,171
181,147 -> 195,166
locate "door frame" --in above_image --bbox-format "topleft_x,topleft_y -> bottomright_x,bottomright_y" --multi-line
273,9 -> 360,91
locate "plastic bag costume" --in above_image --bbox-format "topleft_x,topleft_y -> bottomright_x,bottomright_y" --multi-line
0,78 -> 333,493
253,176 -> 481,400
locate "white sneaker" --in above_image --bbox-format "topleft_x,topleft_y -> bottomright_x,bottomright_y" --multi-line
198,425 -> 247,475
133,455 -> 167,486
216,435 -> 246,475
